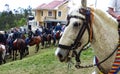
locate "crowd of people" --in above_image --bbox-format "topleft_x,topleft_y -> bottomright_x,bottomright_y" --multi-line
0,22 -> 66,46
0,22 -> 66,63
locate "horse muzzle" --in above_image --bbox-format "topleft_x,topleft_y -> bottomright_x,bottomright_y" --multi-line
55,47 -> 73,62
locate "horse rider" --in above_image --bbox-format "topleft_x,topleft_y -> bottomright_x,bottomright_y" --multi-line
25,29 -> 34,45
53,22 -> 62,44
12,28 -> 21,41
108,0 -> 120,36
28,29 -> 34,40
53,23 -> 62,33
34,29 -> 42,36
41,27 -> 52,47
42,27 -> 51,37
10,28 -> 21,49
4,31 -> 8,40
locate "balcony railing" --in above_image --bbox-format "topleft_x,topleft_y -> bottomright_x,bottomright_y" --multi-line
44,16 -> 56,20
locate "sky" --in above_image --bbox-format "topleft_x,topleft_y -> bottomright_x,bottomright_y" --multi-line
0,0 -> 109,12
68,0 -> 109,11
0,0 -> 53,11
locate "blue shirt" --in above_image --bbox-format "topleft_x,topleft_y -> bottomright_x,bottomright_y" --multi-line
54,25 -> 62,32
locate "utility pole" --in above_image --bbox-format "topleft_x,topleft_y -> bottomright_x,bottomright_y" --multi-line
95,0 -> 97,7
81,0 -> 87,8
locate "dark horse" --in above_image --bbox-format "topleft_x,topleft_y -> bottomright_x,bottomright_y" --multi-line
28,36 -> 42,53
41,34 -> 52,48
13,38 -> 27,60
0,44 -> 6,65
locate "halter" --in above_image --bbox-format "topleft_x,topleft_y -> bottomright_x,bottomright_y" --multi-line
59,8 -> 93,50
58,8 -> 93,68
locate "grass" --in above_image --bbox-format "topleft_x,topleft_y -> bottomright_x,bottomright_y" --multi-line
0,45 -> 95,74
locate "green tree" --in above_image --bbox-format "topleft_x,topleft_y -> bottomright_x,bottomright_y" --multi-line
0,5 -> 33,30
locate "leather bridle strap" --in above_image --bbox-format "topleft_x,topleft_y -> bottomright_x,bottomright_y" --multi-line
58,19 -> 88,50
59,8 -> 93,50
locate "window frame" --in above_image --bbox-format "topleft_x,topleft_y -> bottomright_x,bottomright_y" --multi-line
48,11 -> 52,16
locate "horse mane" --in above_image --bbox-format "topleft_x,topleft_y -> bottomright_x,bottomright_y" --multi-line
91,8 -> 119,47
94,8 -> 118,27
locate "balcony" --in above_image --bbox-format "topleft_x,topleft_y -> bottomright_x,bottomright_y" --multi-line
44,16 -> 56,20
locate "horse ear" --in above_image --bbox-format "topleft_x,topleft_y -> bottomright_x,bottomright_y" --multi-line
81,0 -> 87,8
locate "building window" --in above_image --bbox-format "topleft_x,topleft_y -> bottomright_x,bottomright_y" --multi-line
48,11 -> 52,16
58,11 -> 61,17
41,11 -> 43,16
35,11 -> 36,16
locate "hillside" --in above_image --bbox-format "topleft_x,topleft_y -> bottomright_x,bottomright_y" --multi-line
0,45 -> 94,74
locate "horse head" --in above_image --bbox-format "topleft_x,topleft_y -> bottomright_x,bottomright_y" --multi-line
55,0 -> 91,63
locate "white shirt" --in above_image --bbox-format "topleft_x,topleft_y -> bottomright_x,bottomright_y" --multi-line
108,0 -> 120,14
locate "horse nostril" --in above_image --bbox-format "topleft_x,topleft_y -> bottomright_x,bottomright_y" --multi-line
58,53 -> 63,58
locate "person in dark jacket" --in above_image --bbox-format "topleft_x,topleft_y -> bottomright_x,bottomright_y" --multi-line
25,29 -> 34,45
12,28 -> 21,40
52,23 -> 62,45
35,29 -> 42,36
54,23 -> 62,32
28,29 -> 34,39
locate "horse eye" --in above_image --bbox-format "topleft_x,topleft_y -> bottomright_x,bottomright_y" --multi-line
73,22 -> 80,27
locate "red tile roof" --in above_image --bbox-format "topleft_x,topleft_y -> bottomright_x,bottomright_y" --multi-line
36,3 -> 47,9
36,0 -> 67,10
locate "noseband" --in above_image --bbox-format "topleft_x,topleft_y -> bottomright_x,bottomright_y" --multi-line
58,8 -> 93,50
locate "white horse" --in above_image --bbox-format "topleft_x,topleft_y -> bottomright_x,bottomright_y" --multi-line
0,31 -> 6,64
0,44 -> 6,65
55,0 -> 120,74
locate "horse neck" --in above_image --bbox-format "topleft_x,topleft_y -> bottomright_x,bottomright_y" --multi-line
90,9 -> 119,70
92,9 -> 118,50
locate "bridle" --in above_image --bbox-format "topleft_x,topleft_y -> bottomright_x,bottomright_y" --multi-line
58,8 -> 93,68
59,8 -> 93,49
58,8 -> 120,73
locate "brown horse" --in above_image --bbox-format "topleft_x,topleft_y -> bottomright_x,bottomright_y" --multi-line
13,38 -> 27,60
0,44 -> 6,65
28,36 -> 42,53
56,31 -> 61,40
54,31 -> 62,45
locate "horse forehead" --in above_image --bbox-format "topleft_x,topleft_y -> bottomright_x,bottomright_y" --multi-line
67,9 -> 86,24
